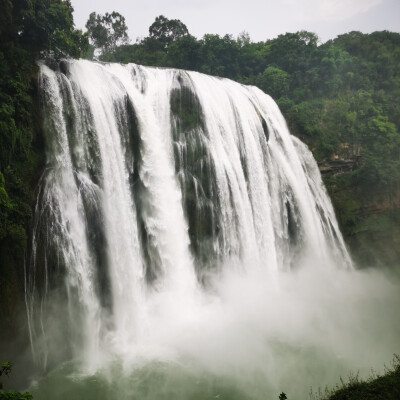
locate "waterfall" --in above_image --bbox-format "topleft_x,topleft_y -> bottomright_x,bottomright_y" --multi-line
27,59 -> 352,373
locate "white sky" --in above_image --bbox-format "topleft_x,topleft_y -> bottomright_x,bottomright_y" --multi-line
71,0 -> 400,43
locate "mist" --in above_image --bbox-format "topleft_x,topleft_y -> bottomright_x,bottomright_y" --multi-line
29,263 -> 400,399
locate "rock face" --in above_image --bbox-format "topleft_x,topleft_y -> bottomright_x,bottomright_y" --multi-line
319,157 -> 400,269
346,192 -> 400,269
318,157 -> 361,176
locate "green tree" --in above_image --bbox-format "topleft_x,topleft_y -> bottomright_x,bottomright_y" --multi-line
166,35 -> 201,70
254,66 -> 290,99
149,15 -> 189,48
199,34 -> 240,78
86,11 -> 129,54
0,362 -> 32,399
9,0 -> 88,59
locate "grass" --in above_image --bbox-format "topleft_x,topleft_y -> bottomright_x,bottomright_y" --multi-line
309,355 -> 400,400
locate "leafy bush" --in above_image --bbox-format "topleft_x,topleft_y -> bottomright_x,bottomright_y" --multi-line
0,363 -> 32,400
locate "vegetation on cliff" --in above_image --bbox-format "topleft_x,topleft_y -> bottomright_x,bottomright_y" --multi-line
317,355 -> 400,400
0,0 -> 88,352
0,362 -> 32,399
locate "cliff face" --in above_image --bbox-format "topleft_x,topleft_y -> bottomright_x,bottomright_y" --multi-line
321,157 -> 400,269
342,196 -> 400,268
0,69 -> 45,384
319,157 -> 361,176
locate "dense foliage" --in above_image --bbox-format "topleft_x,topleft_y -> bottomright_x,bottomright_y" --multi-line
85,11 -> 128,55
0,0 -> 89,240
149,15 -> 189,48
0,0 -> 88,347
0,362 -> 32,399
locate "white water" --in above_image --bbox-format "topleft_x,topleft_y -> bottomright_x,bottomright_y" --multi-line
27,60 -> 398,399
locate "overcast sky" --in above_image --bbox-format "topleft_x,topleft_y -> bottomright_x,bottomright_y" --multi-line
71,0 -> 400,43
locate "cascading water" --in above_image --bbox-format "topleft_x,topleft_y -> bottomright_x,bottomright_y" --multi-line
27,59 -> 397,399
